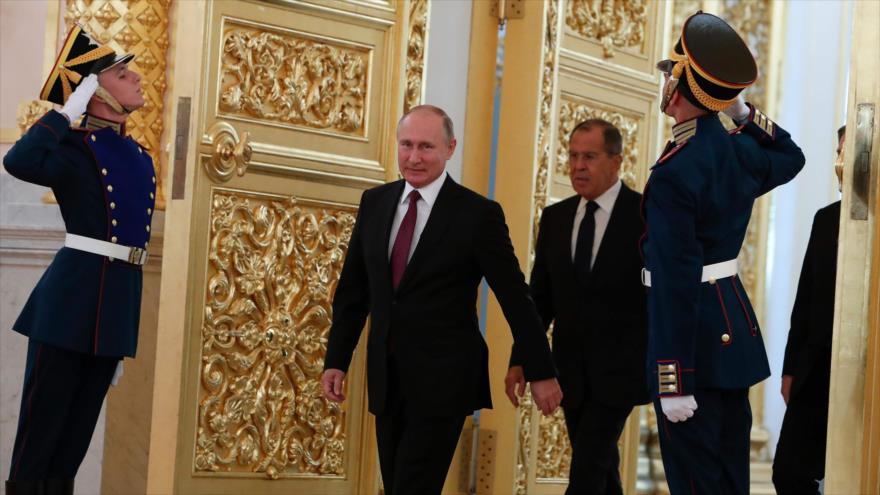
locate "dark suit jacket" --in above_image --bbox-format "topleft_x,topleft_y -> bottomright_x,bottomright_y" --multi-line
511,184 -> 648,408
783,200 -> 840,400
3,110 -> 156,357
324,175 -> 556,417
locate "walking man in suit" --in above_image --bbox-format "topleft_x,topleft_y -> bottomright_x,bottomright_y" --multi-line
505,119 -> 648,494
322,105 -> 563,495
644,12 -> 805,493
4,26 -> 154,495
772,126 -> 845,494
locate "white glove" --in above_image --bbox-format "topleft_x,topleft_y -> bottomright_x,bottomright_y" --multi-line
60,73 -> 99,123
660,395 -> 698,423
111,360 -> 124,387
722,95 -> 750,124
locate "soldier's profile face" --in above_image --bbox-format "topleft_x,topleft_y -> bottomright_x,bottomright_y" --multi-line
568,128 -> 622,200
397,110 -> 456,188
98,63 -> 145,111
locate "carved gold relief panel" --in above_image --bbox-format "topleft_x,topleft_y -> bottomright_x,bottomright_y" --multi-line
66,0 -> 172,208
195,189 -> 357,479
561,0 -> 662,77
217,21 -> 370,138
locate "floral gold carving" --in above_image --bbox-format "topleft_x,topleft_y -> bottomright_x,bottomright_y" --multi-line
556,101 -> 640,189
195,190 -> 357,478
565,0 -> 648,58
722,0 -> 770,111
17,100 -> 55,136
404,0 -> 429,113
66,0 -> 172,210
218,22 -> 369,137
517,1 -> 561,492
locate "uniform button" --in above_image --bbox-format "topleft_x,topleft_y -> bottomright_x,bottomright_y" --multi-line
110,202 -> 116,209
146,225 -> 150,232
149,192 -> 155,199
102,168 -> 108,176
91,135 -> 97,142
107,185 -> 113,192
152,176 -> 156,184
112,219 -> 118,227
147,208 -> 152,215
708,277 -> 716,285
138,147 -> 143,154
721,333 -> 731,343
144,241 -> 149,248
111,236 -> 118,243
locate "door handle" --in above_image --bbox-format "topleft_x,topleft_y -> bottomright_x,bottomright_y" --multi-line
205,120 -> 252,183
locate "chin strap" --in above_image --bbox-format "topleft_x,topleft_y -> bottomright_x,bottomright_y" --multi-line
94,86 -> 133,115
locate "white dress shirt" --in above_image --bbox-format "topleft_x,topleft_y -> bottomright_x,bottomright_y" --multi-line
570,179 -> 622,268
388,171 -> 447,261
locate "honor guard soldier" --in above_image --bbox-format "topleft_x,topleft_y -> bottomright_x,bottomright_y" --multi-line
3,25 -> 154,495
642,12 -> 805,494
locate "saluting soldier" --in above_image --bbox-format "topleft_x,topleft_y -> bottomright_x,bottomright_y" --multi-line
642,12 -> 805,493
3,25 -> 154,495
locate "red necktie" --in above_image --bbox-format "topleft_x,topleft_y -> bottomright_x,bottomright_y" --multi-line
391,190 -> 420,289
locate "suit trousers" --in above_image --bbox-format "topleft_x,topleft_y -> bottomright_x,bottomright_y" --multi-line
374,356 -> 466,495
8,340 -> 118,481
654,388 -> 751,495
772,386 -> 829,495
563,399 -> 632,495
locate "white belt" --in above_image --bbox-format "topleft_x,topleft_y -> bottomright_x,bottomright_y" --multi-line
641,259 -> 737,287
64,233 -> 148,266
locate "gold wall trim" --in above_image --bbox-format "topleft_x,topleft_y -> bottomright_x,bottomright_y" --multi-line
42,0 -> 60,81
558,50 -> 658,92
217,18 -> 371,139
242,142 -> 384,174
246,161 -> 386,188
403,0 -> 428,113
194,188 -> 357,479
65,0 -> 172,210
0,128 -> 19,144
515,1 -> 562,492
564,0 -> 648,59
268,0 -> 397,23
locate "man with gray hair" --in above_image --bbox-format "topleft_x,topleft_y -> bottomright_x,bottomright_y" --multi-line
322,105 -> 562,494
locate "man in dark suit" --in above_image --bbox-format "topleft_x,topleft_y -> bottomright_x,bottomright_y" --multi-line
504,119 -> 648,494
772,126 -> 845,495
644,12 -> 804,494
321,105 -> 563,495
4,26 -> 154,495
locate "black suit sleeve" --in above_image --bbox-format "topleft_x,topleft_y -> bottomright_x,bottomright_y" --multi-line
782,209 -> 819,376
476,200 -> 556,382
510,210 -> 555,368
324,191 -> 371,373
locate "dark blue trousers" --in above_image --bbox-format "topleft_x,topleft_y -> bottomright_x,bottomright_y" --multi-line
8,340 -> 118,482
653,388 -> 751,495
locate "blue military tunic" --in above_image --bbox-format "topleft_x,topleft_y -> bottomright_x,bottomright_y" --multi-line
642,105 -> 805,397
3,110 -> 155,357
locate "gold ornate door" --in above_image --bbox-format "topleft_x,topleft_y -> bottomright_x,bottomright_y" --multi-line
145,1 -> 426,493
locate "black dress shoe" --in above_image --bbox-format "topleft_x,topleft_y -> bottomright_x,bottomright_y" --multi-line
5,479 -> 47,495
44,479 -> 73,495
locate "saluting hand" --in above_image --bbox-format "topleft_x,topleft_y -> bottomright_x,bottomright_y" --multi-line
322,368 -> 347,403
530,377 -> 563,416
60,74 -> 99,124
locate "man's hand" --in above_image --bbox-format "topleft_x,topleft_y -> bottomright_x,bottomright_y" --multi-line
504,365 -> 527,407
781,374 -> 793,405
659,395 -> 698,423
322,368 -> 347,403
60,74 -> 99,123
530,377 -> 563,416
722,95 -> 750,124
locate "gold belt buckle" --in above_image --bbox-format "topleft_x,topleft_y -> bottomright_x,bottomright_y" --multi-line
128,247 -> 147,265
